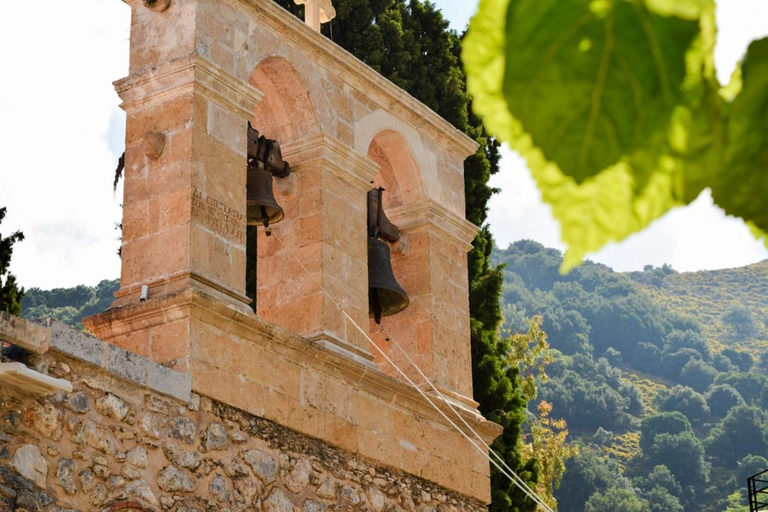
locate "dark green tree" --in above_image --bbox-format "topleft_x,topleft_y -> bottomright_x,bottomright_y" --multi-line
584,488 -> 648,512
634,465 -> 683,499
722,307 -> 759,341
706,384 -> 745,420
712,352 -> 738,373
714,372 -> 768,404
269,2 -> 536,509
721,348 -> 754,372
660,348 -> 702,380
656,386 -> 710,425
737,454 -> 768,485
23,279 -> 120,331
642,486 -> 684,512
665,329 -> 710,361
554,446 -> 630,511
640,412 -> 692,453
645,432 -> 708,490
632,342 -> 661,373
706,405 -> 768,468
0,207 -> 24,315
679,359 -> 718,393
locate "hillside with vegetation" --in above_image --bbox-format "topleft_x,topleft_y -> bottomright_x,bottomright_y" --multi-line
495,241 -> 768,511
634,261 -> 768,356
21,279 -> 119,330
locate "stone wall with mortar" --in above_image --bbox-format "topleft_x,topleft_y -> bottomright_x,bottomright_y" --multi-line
0,318 -> 486,511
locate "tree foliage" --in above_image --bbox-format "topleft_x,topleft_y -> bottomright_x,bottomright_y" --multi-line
706,384 -> 744,420
706,404 -> 768,468
656,385 -> 709,424
584,487 -> 648,512
509,318 -> 576,510
22,279 -> 119,330
555,446 -> 629,512
0,207 -> 24,315
722,307 -> 759,341
463,0 -> 768,270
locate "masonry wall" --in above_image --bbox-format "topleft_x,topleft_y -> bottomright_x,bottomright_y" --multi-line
0,318 -> 488,511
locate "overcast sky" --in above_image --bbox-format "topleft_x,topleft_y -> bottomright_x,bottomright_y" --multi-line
0,1 -> 766,290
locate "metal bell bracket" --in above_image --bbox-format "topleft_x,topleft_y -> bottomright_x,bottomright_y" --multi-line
367,187 -> 400,242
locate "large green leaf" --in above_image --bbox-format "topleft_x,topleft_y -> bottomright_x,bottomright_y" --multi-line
503,0 -> 700,183
463,0 -> 717,271
712,37 -> 768,244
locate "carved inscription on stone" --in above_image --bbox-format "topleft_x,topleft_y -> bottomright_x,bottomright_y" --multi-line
214,241 -> 230,256
192,188 -> 245,244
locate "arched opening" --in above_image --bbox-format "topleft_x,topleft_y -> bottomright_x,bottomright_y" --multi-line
246,57 -> 320,319
249,57 -> 319,144
366,131 -> 427,380
368,130 -> 423,208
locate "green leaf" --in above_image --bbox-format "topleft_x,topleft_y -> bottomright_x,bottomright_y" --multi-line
502,0 -> 700,183
464,0 -> 718,271
712,37 -> 768,246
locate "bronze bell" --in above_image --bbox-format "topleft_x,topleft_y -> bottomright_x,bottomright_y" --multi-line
368,237 -> 409,324
246,162 -> 284,229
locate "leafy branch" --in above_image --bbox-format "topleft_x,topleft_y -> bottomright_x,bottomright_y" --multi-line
463,0 -> 767,271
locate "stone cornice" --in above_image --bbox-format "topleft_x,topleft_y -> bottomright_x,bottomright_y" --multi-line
282,133 -> 380,192
193,288 -> 503,444
114,54 -> 264,119
83,287 -> 501,445
235,0 -> 479,160
387,200 -> 479,252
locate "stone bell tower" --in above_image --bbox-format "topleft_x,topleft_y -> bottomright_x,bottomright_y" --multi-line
84,0 -> 500,505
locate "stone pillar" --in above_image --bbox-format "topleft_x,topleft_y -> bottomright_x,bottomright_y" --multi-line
257,134 -> 379,364
114,56 -> 262,308
84,0 -> 263,368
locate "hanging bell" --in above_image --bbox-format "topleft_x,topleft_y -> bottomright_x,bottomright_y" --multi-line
246,163 -> 284,229
368,237 -> 409,324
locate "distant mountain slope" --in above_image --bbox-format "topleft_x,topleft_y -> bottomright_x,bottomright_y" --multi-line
21,278 -> 119,330
494,241 -> 768,512
635,261 -> 768,353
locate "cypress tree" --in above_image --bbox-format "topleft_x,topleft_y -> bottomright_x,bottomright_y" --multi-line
270,1 -> 538,509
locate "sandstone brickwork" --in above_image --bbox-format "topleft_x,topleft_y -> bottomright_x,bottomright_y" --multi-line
76,0 -> 499,505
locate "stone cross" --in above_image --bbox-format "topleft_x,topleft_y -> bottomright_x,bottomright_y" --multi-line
294,0 -> 336,32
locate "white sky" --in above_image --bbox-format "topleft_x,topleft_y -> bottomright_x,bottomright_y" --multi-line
0,1 -> 766,289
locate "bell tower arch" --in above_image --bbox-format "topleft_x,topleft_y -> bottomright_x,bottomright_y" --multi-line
365,129 -> 476,402
249,56 -> 320,143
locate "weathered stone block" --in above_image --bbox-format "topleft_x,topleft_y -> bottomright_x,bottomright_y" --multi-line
96,393 -> 130,421
106,345 -> 149,385
167,417 -> 196,445
157,465 -> 196,493
48,320 -> 104,366
55,458 -> 77,495
0,313 -> 50,355
242,449 -> 276,484
11,445 -> 47,489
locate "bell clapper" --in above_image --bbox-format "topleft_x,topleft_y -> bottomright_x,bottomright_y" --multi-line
372,293 -> 383,324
